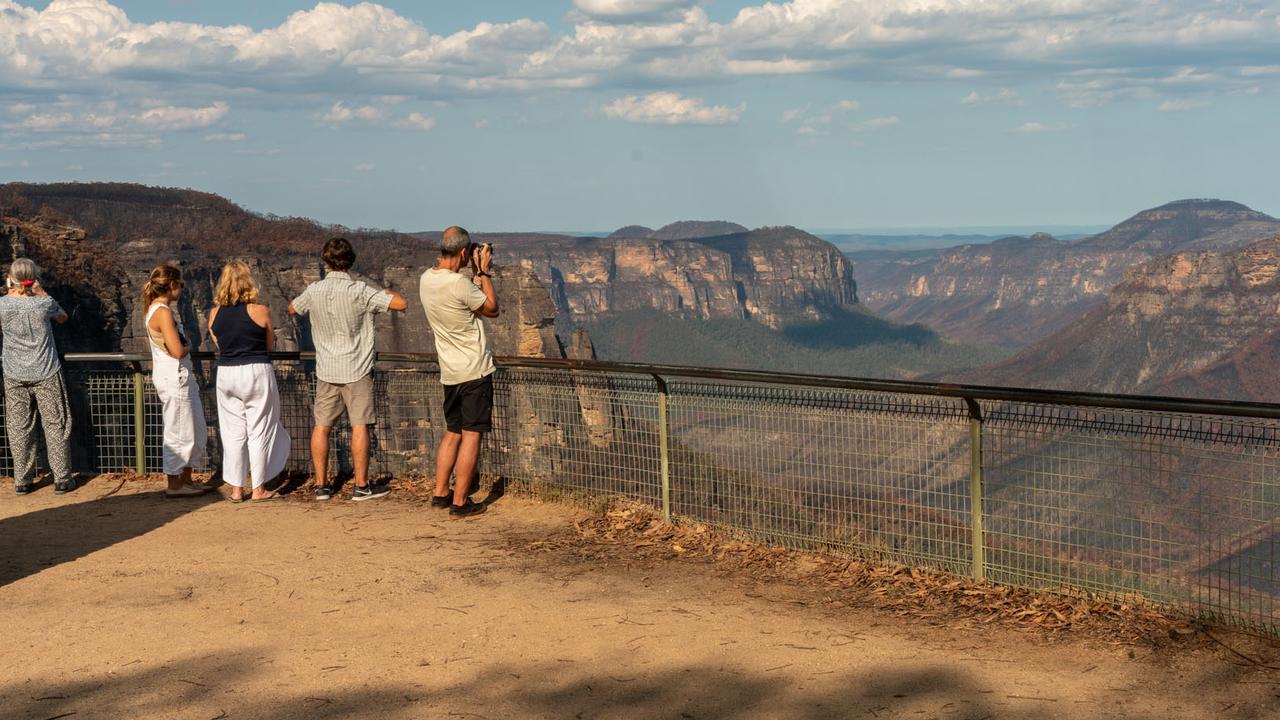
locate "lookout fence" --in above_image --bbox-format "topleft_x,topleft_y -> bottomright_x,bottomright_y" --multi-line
4,352 -> 1277,636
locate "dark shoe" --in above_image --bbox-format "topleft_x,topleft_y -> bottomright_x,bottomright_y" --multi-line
431,494 -> 452,508
449,499 -> 486,518
352,484 -> 390,502
314,485 -> 334,501
15,482 -> 33,496
54,478 -> 78,495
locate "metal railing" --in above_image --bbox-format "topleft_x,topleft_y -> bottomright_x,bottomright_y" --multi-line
3,351 -> 1278,635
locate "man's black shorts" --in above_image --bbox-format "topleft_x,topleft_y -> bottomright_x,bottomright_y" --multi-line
443,374 -> 494,433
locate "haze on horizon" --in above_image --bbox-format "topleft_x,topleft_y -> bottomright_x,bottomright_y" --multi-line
1,0 -> 1278,232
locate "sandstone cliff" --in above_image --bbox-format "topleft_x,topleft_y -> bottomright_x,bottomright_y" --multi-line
853,200 -> 1280,350
480,226 -> 858,330
954,235 -> 1280,400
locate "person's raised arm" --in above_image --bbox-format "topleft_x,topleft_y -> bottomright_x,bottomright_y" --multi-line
33,281 -> 68,324
473,244 -> 499,318
287,287 -> 309,316
384,290 -> 408,312
151,305 -> 188,359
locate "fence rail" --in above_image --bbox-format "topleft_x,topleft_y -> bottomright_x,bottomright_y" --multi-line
3,351 -> 1278,635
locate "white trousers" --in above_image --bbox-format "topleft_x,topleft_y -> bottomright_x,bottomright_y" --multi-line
153,357 -> 208,476
216,363 -> 291,489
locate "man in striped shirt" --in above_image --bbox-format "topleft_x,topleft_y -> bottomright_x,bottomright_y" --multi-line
289,237 -> 407,501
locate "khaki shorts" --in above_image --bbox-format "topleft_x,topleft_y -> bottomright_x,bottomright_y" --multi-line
314,376 -> 375,427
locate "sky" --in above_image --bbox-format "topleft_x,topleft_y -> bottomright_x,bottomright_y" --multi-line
1,0 -> 1279,233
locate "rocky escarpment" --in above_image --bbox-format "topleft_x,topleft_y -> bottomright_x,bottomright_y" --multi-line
954,235 -> 1280,399
0,184 -> 566,360
482,226 -> 858,330
853,200 -> 1280,349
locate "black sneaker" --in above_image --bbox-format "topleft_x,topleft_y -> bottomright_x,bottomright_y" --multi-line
15,482 -> 33,496
449,499 -> 486,518
53,478 -> 78,495
431,494 -> 452,508
314,485 -> 334,501
352,484 -> 390,502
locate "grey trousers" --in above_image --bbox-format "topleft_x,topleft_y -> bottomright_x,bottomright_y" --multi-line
4,371 -> 73,486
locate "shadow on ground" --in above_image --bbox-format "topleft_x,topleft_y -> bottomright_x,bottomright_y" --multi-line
0,490 -> 218,589
0,650 -> 1201,720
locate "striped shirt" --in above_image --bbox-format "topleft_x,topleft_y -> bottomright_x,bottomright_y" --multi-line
290,271 -> 393,384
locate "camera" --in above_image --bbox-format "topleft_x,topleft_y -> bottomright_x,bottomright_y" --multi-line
468,242 -> 494,273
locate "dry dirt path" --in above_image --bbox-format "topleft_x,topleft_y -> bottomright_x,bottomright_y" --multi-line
2,479 -> 1279,720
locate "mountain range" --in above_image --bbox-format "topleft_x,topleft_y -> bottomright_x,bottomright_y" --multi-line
6,182 -> 1280,403
948,234 -> 1280,401
852,200 -> 1280,350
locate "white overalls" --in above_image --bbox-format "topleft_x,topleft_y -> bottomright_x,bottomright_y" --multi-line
146,302 -> 208,475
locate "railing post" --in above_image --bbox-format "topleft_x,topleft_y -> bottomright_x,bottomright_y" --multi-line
965,397 -> 985,582
654,374 -> 671,521
132,361 -> 145,475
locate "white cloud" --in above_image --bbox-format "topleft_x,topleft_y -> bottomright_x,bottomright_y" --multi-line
0,0 -> 1274,137
600,91 -> 743,125
321,101 -> 384,125
203,132 -> 246,142
835,99 -> 860,112
136,102 -> 228,130
475,118 -> 490,129
572,0 -> 697,21
0,159 -> 31,169
1010,122 -> 1048,134
401,112 -> 436,130
960,88 -> 1020,105
851,115 -> 900,131
1158,98 -> 1209,112
353,162 -> 375,172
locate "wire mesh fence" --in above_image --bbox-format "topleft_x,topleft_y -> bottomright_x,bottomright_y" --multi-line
0,355 -> 1276,635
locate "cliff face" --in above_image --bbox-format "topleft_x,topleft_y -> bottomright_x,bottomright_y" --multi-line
0,186 -> 565,360
485,226 -> 858,330
853,200 -> 1280,349
956,235 -> 1280,400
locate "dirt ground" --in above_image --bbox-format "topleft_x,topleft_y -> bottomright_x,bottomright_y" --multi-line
3,477 -> 1280,720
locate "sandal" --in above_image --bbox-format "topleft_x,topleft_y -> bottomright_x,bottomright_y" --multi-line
251,489 -> 279,503
164,484 -> 210,498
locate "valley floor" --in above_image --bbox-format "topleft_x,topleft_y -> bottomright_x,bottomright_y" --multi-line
2,479 -> 1278,719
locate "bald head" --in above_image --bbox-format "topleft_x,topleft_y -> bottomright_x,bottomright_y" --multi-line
441,226 -> 471,257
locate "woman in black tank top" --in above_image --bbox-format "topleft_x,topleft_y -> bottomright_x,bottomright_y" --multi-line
208,261 -> 292,502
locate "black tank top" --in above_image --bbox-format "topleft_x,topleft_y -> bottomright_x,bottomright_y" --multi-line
211,304 -> 270,366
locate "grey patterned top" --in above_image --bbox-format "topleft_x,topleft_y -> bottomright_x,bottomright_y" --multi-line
0,295 -> 65,382
290,271 -> 393,384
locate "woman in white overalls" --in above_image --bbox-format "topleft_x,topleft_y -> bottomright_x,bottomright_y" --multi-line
143,264 -> 213,498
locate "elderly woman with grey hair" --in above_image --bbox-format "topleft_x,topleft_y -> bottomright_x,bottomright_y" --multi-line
0,258 -> 74,495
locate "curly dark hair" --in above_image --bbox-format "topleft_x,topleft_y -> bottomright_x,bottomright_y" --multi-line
321,237 -> 356,271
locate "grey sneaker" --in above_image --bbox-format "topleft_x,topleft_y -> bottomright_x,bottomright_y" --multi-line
54,478 -> 78,495
352,484 -> 390,502
15,482 -> 33,496
314,485 -> 334,501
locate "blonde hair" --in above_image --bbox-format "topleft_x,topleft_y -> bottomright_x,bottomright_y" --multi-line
142,264 -> 182,308
8,258 -> 39,297
214,260 -> 259,306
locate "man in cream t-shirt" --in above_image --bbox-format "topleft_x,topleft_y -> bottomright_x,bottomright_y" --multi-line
419,226 -> 499,518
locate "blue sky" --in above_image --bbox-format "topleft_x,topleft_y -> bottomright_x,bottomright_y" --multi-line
2,1 -> 1279,232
